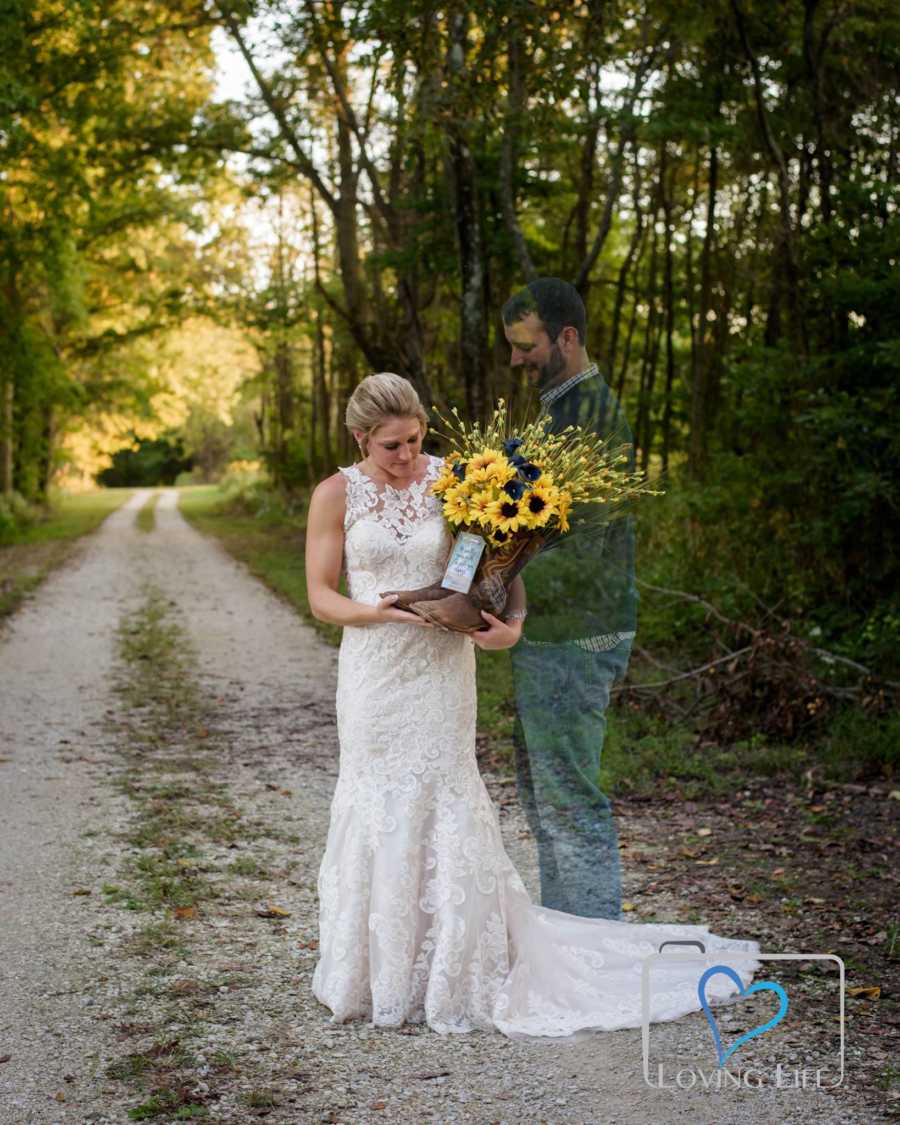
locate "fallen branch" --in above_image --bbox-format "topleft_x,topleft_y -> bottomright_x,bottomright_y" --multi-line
614,645 -> 755,691
619,580 -> 898,742
634,576 -> 899,689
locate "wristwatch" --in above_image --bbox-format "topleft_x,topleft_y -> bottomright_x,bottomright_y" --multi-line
504,608 -> 528,622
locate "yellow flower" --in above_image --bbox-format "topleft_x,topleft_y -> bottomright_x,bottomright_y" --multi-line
488,526 -> 513,547
467,488 -> 497,525
483,457 -> 516,485
519,484 -> 556,529
431,471 -> 456,496
443,486 -> 471,526
556,489 -> 572,533
467,453 -> 515,487
485,495 -> 524,534
468,448 -> 504,473
466,465 -> 492,486
432,453 -> 467,495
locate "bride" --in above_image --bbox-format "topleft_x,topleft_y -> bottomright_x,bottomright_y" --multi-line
304,371 -> 760,1039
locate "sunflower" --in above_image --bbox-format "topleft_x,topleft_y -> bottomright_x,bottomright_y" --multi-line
485,496 -> 524,534
443,485 -> 471,526
467,487 -> 497,525
482,457 -> 517,485
519,484 -> 556,529
431,465 -> 459,495
465,465 -> 492,486
487,526 -> 511,547
468,457 -> 515,488
467,448 -> 504,473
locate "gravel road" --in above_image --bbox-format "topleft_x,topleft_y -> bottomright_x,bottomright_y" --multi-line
0,490 -> 883,1123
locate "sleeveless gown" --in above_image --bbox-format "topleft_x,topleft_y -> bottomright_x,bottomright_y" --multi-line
311,453 -> 761,1038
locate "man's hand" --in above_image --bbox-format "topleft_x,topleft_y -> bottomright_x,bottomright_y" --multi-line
471,611 -> 522,650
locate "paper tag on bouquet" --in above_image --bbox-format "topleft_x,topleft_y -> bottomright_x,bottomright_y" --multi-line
440,531 -> 486,594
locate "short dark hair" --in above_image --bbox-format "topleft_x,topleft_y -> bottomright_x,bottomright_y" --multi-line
501,277 -> 587,345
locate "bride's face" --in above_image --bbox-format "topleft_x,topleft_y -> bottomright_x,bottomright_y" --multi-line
360,415 -> 426,479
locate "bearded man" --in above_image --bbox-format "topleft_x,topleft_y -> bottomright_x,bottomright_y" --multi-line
502,277 -> 638,919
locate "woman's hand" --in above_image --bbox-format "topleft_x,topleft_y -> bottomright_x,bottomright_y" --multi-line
370,593 -> 435,627
471,611 -> 522,650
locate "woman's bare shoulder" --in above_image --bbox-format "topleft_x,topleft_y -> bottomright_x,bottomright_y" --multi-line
312,470 -> 348,496
309,471 -> 348,517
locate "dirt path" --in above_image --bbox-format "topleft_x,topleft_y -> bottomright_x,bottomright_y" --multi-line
0,490 -> 886,1123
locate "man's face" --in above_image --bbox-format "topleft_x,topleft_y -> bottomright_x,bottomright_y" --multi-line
504,312 -> 566,392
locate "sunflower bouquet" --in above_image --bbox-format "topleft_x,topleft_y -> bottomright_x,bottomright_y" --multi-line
382,398 -> 661,633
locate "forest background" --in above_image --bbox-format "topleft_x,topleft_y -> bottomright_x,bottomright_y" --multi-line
2,0 -> 898,778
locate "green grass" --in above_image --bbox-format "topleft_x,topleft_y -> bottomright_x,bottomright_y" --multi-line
0,488 -> 133,620
1,487 -> 133,546
136,491 -> 160,532
475,648 -> 516,768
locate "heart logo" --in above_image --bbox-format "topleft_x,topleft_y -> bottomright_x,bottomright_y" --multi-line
698,965 -> 789,1066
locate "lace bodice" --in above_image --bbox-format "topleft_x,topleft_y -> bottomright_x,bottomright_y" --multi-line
337,453 -> 450,604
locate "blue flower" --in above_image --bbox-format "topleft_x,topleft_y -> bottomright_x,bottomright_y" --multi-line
503,437 -> 523,456
520,462 -> 542,482
452,461 -> 466,481
509,454 -> 527,467
503,479 -> 525,500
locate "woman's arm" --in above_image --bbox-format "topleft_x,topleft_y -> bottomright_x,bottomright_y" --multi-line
503,574 -> 527,620
471,574 -> 526,651
304,475 -> 432,628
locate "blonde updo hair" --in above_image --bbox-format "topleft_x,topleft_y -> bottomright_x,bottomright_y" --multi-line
345,372 -> 428,456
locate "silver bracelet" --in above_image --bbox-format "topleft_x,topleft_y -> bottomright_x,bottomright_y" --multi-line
504,608 -> 528,622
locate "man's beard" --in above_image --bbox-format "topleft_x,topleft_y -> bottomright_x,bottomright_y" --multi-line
531,343 -> 566,393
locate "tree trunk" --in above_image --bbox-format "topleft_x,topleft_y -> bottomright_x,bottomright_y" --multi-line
607,149 -> 644,376
446,10 -> 487,422
689,135 -> 719,480
615,284 -> 641,403
634,208 -> 660,467
731,0 -> 807,359
314,307 -> 331,476
273,340 -> 294,486
0,377 -> 13,496
661,143 -> 676,475
499,12 -> 536,282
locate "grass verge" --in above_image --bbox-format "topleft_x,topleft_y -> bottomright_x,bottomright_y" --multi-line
136,491 -> 160,533
0,488 -> 133,621
103,584 -> 300,1120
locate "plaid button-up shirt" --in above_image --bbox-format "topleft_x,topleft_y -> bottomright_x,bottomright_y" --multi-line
526,360 -> 634,657
538,362 -> 600,410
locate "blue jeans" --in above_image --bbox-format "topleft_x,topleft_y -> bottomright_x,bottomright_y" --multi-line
510,634 -> 633,919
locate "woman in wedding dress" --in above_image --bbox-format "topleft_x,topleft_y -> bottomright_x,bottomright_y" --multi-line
304,372 -> 761,1039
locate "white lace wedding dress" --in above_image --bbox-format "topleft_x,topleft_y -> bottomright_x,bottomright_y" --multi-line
311,452 -> 761,1038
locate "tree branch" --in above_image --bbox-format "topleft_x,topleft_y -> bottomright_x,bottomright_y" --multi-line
306,4 -> 393,238
213,1 -> 338,215
499,13 -> 536,281
574,43 -> 658,292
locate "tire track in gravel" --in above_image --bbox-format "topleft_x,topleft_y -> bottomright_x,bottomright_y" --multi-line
0,488 -> 881,1124
0,490 -> 154,1122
